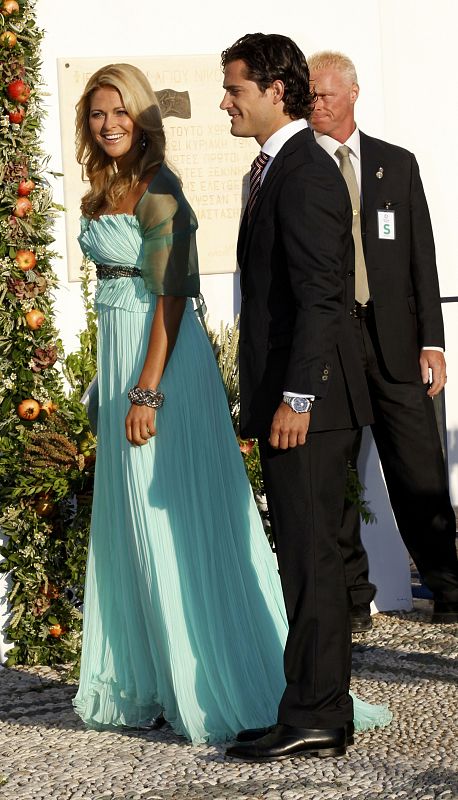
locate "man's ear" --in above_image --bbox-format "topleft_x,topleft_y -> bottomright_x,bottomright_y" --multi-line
350,82 -> 360,106
271,79 -> 285,105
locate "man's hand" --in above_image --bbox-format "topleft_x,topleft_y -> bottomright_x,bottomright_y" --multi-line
126,404 -> 156,446
268,402 -> 310,449
419,349 -> 447,397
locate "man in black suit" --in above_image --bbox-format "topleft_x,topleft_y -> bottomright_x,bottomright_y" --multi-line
220,33 -> 373,762
308,50 -> 458,629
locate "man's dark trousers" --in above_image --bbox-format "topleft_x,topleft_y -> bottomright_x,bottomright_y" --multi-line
260,429 -> 359,728
342,306 -> 458,606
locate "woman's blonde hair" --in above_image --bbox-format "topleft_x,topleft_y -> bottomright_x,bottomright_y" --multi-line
76,63 -> 166,216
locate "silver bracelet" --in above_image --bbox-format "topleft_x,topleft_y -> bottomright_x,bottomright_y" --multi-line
127,386 -> 164,409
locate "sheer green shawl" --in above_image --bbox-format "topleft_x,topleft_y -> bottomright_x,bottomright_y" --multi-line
135,163 -> 200,298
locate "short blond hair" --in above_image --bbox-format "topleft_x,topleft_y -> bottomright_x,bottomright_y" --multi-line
307,51 -> 358,85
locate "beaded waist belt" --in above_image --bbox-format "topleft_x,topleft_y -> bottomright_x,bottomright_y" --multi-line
96,264 -> 142,279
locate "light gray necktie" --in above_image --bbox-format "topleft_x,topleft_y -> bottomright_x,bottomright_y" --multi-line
335,145 -> 370,306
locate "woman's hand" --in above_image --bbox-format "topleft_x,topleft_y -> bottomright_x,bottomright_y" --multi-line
125,295 -> 185,447
125,403 -> 156,446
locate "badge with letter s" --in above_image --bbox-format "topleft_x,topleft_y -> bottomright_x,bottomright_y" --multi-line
377,209 -> 395,240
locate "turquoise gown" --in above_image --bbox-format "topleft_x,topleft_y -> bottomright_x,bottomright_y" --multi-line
73,176 -> 392,745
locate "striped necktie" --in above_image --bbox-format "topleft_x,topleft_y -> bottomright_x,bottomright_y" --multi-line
247,151 -> 269,221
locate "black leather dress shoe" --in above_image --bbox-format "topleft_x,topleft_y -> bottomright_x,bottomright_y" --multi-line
126,713 -> 166,731
226,723 -> 346,761
151,713 -> 166,729
351,604 -> 373,632
235,724 -> 272,742
431,601 -> 458,624
235,719 -> 355,745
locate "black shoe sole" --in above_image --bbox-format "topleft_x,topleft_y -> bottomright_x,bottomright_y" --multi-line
226,745 -> 347,762
236,725 -> 355,745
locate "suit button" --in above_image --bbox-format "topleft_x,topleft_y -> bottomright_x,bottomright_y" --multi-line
323,368 -> 329,375
322,375 -> 328,381
241,293 -> 248,302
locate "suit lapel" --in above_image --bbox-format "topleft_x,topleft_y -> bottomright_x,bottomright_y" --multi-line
238,128 -> 312,266
360,131 -> 384,222
237,209 -> 249,266
237,149 -> 286,267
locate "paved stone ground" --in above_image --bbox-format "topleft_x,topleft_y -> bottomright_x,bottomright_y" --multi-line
0,598 -> 457,800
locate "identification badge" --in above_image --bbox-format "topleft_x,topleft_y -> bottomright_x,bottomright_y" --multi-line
377,209 -> 395,239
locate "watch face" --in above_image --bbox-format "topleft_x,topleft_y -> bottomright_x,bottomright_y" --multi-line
291,397 -> 310,413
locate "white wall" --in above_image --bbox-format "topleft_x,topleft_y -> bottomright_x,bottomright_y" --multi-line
379,0 -> 458,297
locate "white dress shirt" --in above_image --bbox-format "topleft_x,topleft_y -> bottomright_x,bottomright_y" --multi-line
314,127 -> 362,189
260,118 -> 308,184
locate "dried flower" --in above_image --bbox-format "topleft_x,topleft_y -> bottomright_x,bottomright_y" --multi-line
6,274 -> 47,299
31,596 -> 50,617
31,345 -> 58,372
0,157 -> 28,183
24,431 -> 79,472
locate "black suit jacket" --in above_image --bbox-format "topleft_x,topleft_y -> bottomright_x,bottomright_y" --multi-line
359,131 -> 445,381
237,127 -> 372,439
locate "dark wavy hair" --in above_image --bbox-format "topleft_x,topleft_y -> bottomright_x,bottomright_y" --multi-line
221,33 -> 315,120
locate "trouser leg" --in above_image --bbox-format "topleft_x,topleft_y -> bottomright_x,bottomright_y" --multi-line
338,428 -> 377,607
259,429 -> 357,729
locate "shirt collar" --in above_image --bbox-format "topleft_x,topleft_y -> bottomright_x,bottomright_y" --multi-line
314,126 -> 361,160
262,118 -> 308,159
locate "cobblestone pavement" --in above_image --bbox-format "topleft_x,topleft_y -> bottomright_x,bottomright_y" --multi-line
0,599 -> 457,800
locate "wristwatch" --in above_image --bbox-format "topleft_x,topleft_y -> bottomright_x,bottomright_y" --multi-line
282,395 -> 313,413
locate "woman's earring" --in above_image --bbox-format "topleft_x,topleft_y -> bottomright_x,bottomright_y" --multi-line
140,131 -> 147,150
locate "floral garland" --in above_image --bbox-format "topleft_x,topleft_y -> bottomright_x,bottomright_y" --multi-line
0,0 -> 95,668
